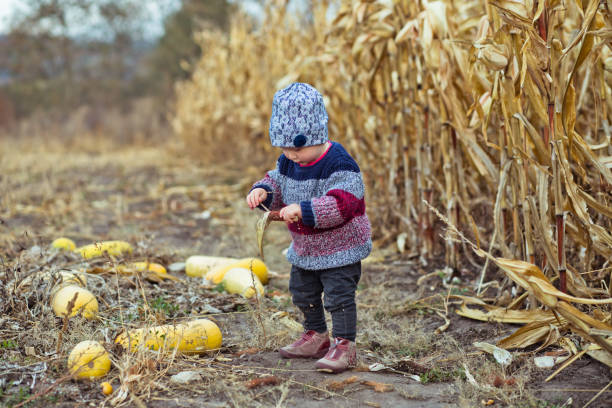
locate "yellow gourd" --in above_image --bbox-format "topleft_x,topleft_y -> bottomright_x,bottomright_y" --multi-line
76,240 -> 133,259
17,270 -> 87,295
206,258 -> 268,285
185,255 -> 237,277
101,381 -> 113,395
51,237 -> 76,251
57,270 -> 87,287
51,285 -> 99,319
67,341 -> 111,380
49,271 -> 89,298
115,319 -> 222,354
221,268 -> 265,298
117,262 -> 167,275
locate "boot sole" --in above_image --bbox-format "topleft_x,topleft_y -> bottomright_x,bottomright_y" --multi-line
314,360 -> 356,373
279,348 -> 329,359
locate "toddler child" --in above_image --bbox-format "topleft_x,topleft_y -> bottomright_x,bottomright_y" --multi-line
246,82 -> 372,373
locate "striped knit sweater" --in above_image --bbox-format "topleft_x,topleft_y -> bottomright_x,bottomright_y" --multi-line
252,141 -> 372,270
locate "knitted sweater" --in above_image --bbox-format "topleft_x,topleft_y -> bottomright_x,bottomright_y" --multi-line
252,142 -> 372,270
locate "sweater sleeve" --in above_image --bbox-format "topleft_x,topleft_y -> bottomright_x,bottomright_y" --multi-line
250,157 -> 284,211
300,162 -> 366,229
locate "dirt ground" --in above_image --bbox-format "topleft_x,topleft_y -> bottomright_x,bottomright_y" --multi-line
1,139 -> 611,408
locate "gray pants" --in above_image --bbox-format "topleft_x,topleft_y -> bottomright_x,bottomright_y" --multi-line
289,262 -> 361,341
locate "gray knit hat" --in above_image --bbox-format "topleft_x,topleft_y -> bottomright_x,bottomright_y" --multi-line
269,82 -> 329,148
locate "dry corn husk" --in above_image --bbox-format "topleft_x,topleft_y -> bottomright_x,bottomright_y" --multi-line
473,341 -> 512,366
456,303 -> 554,324
475,44 -> 509,70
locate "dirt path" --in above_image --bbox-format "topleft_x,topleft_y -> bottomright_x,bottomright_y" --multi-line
143,350 -> 457,408
1,140 -> 611,407
220,351 -> 457,408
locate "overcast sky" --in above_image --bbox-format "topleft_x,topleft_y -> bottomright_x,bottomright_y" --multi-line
0,0 -> 181,39
0,0 -> 267,38
0,0 -> 19,32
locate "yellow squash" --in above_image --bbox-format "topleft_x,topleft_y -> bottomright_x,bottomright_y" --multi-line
115,319 -> 222,354
56,270 -> 87,287
51,285 -> 99,319
67,341 -> 111,380
49,271 -> 89,298
185,255 -> 237,277
221,268 -> 265,298
76,240 -> 133,259
117,261 -> 167,275
206,258 -> 268,285
51,237 -> 76,251
101,381 -> 113,395
17,270 -> 87,295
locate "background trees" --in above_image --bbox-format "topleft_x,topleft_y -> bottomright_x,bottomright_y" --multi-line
0,0 -> 234,126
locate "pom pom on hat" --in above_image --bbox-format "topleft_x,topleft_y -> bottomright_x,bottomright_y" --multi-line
269,83 -> 329,147
293,134 -> 307,147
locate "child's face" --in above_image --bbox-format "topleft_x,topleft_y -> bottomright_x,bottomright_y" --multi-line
281,143 -> 328,165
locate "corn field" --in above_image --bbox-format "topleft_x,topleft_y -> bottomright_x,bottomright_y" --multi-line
174,0 -> 612,366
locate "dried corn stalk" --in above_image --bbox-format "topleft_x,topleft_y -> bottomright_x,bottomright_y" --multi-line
173,0 -> 612,355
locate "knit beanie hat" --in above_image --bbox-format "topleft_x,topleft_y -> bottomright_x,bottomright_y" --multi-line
269,82 -> 329,148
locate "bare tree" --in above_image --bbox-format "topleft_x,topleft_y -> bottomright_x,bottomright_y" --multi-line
0,0 -> 155,117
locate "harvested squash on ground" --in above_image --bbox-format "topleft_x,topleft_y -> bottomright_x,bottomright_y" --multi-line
221,267 -> 265,298
101,381 -> 113,395
17,270 -> 87,295
115,319 -> 222,354
56,270 -> 87,287
49,271 -> 89,298
76,240 -> 133,259
87,262 -> 179,283
125,261 -> 167,275
116,261 -> 169,277
51,285 -> 99,319
68,340 -> 111,380
51,237 -> 76,251
206,258 -> 268,284
185,255 -> 237,277
119,261 -> 179,282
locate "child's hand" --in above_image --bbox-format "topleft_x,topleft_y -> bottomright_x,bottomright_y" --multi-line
246,188 -> 268,209
279,204 -> 302,223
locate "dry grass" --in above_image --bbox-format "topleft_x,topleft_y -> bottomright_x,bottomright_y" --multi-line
0,136 -> 293,406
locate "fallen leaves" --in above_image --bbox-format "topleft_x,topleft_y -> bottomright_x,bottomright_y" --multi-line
490,375 -> 516,388
362,380 -> 394,393
453,256 -> 612,362
326,376 -> 393,393
244,375 -> 281,389
327,375 -> 360,391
